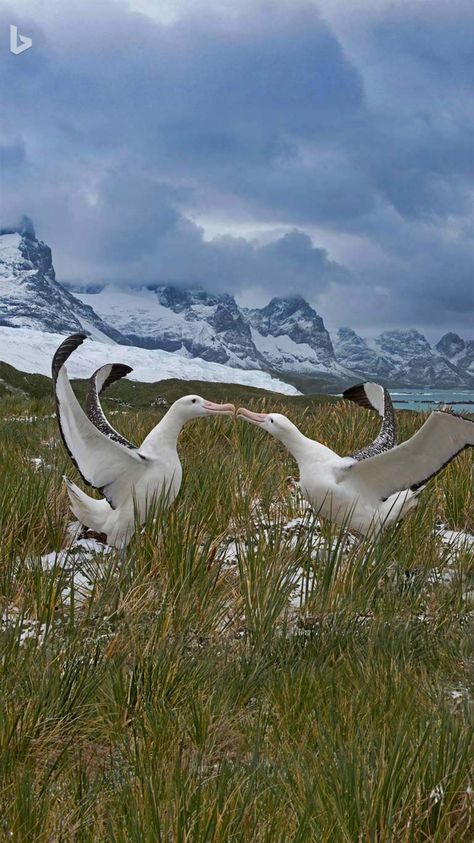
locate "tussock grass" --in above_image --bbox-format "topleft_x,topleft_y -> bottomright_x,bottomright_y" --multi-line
0,394 -> 473,840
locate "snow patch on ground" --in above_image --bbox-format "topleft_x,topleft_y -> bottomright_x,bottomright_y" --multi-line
438,528 -> 474,551
36,538 -> 113,605
3,500 -> 472,648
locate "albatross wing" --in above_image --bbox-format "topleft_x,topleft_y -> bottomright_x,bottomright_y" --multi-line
343,382 -> 397,459
86,363 -> 135,448
338,411 -> 474,502
52,335 -> 146,509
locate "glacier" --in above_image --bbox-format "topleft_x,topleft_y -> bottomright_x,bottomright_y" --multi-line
0,326 -> 300,395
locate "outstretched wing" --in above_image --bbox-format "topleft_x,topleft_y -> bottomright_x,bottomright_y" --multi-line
337,411 -> 474,502
343,382 -> 397,460
52,335 -> 146,508
86,363 -> 136,448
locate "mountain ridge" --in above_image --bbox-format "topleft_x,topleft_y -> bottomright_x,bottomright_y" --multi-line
0,221 -> 472,389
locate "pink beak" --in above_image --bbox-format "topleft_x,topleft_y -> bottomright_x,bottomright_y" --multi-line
237,407 -> 268,425
203,401 -> 235,416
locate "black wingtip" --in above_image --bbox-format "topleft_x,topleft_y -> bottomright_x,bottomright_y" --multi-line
342,383 -> 373,411
51,333 -> 87,382
99,363 -> 133,395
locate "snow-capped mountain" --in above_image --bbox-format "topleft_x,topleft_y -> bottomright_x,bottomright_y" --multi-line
334,327 -> 474,387
76,284 -> 264,368
245,296 -> 342,376
0,220 -> 472,389
333,328 -> 393,380
0,219 -> 122,342
76,285 -> 345,377
435,332 -> 466,360
436,333 -> 474,374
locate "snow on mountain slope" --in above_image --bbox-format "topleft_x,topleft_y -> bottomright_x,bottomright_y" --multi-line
371,329 -> 432,363
0,327 -> 300,395
246,296 -> 344,375
77,285 -> 346,376
77,286 -> 187,341
435,334 -> 474,373
435,332 -> 466,361
333,328 -> 393,380
250,327 -> 343,376
0,222 -> 122,342
1,220 -> 472,389
76,285 -> 263,368
334,327 -> 474,387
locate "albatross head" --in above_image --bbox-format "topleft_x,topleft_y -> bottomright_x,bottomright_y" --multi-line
174,395 -> 235,421
237,407 -> 299,443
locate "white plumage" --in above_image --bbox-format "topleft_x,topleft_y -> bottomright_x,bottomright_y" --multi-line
53,335 -> 234,547
237,402 -> 474,536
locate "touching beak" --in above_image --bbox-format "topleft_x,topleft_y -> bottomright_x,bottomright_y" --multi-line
203,401 -> 236,416
237,407 -> 268,425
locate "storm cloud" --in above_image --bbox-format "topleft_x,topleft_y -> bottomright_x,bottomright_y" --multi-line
0,0 -> 473,337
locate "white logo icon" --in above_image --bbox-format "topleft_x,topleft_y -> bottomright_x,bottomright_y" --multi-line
10,24 -> 33,55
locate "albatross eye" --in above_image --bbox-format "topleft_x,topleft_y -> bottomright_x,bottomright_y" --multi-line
191,399 -> 196,404
270,418 -> 274,424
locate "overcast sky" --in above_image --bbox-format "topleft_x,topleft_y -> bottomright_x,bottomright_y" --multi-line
0,0 -> 473,339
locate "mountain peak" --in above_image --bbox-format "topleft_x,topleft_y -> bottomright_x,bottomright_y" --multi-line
155,284 -> 228,312
334,326 -> 392,379
436,332 -> 465,359
264,294 -> 314,316
0,227 -> 472,388
334,325 -> 473,387
375,328 -> 431,358
246,294 -> 338,370
269,293 -> 307,304
337,327 -> 363,342
0,223 -> 122,341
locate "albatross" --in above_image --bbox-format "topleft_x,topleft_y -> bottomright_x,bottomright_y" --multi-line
52,334 -> 235,547
237,395 -> 474,536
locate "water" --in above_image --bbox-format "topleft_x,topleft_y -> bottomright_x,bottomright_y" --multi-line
390,389 -> 474,413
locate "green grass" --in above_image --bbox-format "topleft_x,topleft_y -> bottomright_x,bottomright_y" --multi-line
0,387 -> 473,841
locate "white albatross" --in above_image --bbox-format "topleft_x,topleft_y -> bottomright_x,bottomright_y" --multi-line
237,402 -> 474,536
53,334 -> 235,547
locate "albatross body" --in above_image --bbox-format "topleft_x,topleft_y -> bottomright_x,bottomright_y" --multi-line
53,335 -> 234,547
238,398 -> 474,536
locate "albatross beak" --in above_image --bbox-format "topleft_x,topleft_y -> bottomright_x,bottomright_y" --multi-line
203,401 -> 236,416
237,407 -> 268,425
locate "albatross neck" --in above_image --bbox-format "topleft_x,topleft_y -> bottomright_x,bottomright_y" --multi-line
139,403 -> 187,456
277,423 -> 335,466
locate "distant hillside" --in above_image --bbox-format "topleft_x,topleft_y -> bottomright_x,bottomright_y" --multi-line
0,361 -> 336,411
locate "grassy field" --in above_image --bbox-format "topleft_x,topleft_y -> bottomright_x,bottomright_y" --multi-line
0,383 -> 473,841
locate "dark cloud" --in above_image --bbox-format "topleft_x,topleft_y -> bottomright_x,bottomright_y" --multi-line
0,137 -> 26,168
36,168 -> 346,295
0,1 -> 472,334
